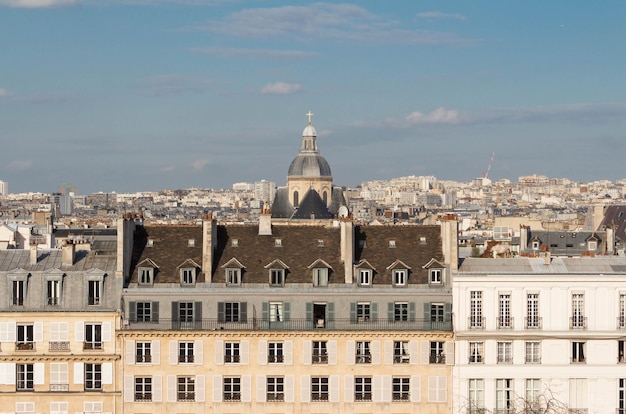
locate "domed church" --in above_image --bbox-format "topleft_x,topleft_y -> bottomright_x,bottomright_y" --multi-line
270,112 -> 348,219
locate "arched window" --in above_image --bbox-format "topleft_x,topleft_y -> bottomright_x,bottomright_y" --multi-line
323,191 -> 328,204
293,191 -> 299,207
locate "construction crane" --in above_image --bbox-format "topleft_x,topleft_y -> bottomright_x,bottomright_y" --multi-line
482,151 -> 496,179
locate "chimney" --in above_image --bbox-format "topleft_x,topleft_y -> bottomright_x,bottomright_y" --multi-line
202,215 -> 217,282
520,225 -> 529,251
62,240 -> 75,266
340,219 -> 355,283
259,207 -> 272,236
543,251 -> 551,265
440,214 -> 459,271
30,245 -> 38,264
607,226 -> 615,255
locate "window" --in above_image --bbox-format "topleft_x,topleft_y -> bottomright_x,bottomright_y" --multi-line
525,341 -> 541,364
231,239 -> 238,247
431,303 -> 444,323
525,379 -> 541,410
470,291 -> 483,328
177,376 -> 195,401
311,377 -> 329,401
394,341 -> 409,364
136,342 -> 151,363
85,363 -> 102,391
50,402 -> 68,414
16,324 -> 34,350
429,268 -> 442,284
180,268 -> 195,285
267,376 -> 284,402
619,378 -> 626,413
47,279 -> 61,305
84,324 -> 102,350
572,341 -> 586,363
312,341 -> 328,364
495,379 -> 514,413
358,269 -> 372,286
269,302 -> 284,322
356,302 -> 371,322
274,238 -> 282,247
179,302 -> 194,323
135,377 -> 152,401
588,240 -> 597,251
569,378 -> 587,412
269,269 -> 285,286
355,377 -> 372,401
138,268 -> 153,285
187,239 -> 195,247
268,342 -> 284,363
620,340 -> 625,363
12,279 -> 26,306
388,240 -> 396,248
223,302 -> 241,322
50,362 -> 69,391
317,239 -> 325,247
620,294 -> 626,329
88,280 -> 101,305
571,293 -> 585,329
226,269 -> 241,285
468,379 -> 485,412
356,341 -> 371,364
469,342 -> 484,364
293,190 -> 299,206
498,294 -> 512,328
430,341 -> 445,364
136,302 -> 153,322
223,377 -> 241,402
224,342 -> 240,363
393,377 -> 410,401
179,342 -> 194,363
526,293 -> 540,329
394,302 -> 408,321
312,268 -> 328,287
393,269 -> 407,286
497,341 -> 512,364
16,364 -> 34,391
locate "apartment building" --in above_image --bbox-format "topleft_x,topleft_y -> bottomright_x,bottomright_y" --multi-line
453,256 -> 626,414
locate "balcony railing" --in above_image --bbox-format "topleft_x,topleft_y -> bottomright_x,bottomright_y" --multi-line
136,354 -> 152,363
15,342 -> 35,351
618,317 -> 626,330
122,317 -> 453,332
497,317 -> 514,329
394,355 -> 410,364
268,355 -> 284,363
525,317 -> 542,329
570,316 -> 588,329
266,393 -> 284,402
312,353 -> 328,364
392,393 -> 410,402
355,354 -> 372,364
468,317 -> 485,330
50,383 -> 69,392
49,341 -> 70,351
83,342 -> 102,350
429,354 -> 446,364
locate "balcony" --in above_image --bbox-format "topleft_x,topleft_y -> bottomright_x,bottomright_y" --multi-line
122,317 -> 453,332
15,342 -> 35,351
50,383 -> 69,392
83,342 -> 103,350
49,341 -> 70,351
312,353 -> 328,364
570,316 -> 588,330
429,354 -> 446,364
468,317 -> 485,330
136,354 -> 152,363
524,317 -> 542,330
618,317 -> 626,330
497,317 -> 514,329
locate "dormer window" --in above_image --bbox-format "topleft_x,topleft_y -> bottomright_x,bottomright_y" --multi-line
11,278 -> 28,306
187,239 -> 195,247
180,268 -> 196,285
393,269 -> 407,287
388,240 -> 396,248
419,237 -> 426,245
532,241 -> 540,250
274,239 -> 282,247
429,269 -> 443,284
231,239 -> 239,247
317,239 -> 325,247
139,268 -> 154,286
146,239 -> 154,247
313,268 -> 329,287
270,269 -> 285,287
226,268 -> 241,286
358,269 -> 372,287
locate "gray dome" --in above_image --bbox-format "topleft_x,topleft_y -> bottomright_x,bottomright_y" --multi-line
288,153 -> 332,177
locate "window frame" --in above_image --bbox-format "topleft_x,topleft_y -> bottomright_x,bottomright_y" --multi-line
311,376 -> 329,401
177,376 -> 195,402
358,269 -> 372,286
12,279 -> 27,306
223,377 -> 241,402
266,376 -> 284,402
178,341 -> 194,364
269,269 -> 285,287
47,278 -> 62,306
16,363 -> 34,391
224,342 -> 240,364
268,342 -> 284,364
497,341 -> 513,364
87,280 -> 102,306
394,341 -> 410,364
355,341 -> 372,364
392,376 -> 410,401
356,302 -> 371,322
525,341 -> 541,364
355,376 -> 372,402
429,268 -> 443,284
312,341 -> 328,364
84,323 -> 102,350
138,268 -> 153,286
394,302 -> 409,322
572,341 -> 586,363
430,341 -> 445,364
136,302 -> 152,322
136,342 -> 152,363
134,376 -> 152,402
393,269 -> 407,287
312,268 -> 329,287
469,341 -> 484,364
226,268 -> 241,286
180,268 -> 195,286
84,363 -> 102,391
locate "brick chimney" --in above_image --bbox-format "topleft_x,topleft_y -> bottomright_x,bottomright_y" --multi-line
30,245 -> 38,264
62,240 -> 75,266
340,219 -> 355,283
202,215 -> 217,282
259,207 -> 272,236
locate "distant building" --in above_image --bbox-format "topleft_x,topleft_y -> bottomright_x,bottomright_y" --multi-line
0,180 -> 7,195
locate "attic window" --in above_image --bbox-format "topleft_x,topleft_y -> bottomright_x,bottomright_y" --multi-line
231,239 -> 239,247
429,269 -> 443,284
389,240 -> 396,248
146,239 -> 154,247
274,239 -> 282,247
180,268 -> 195,285
187,239 -> 195,247
620,212 -> 624,218
532,241 -> 540,250
317,239 -> 325,247
419,237 -> 426,245
138,268 -> 154,286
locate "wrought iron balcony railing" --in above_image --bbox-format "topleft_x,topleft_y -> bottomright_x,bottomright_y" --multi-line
524,316 -> 542,329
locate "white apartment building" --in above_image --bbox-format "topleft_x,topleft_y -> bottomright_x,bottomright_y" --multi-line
453,256 -> 626,414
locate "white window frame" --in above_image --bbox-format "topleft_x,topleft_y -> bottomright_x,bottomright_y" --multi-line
223,376 -> 241,401
429,268 -> 443,284
497,341 -> 512,364
47,278 -> 62,306
394,341 -> 410,364
311,376 -> 329,401
178,341 -> 194,364
393,269 -> 407,287
136,341 -> 152,363
572,341 -> 586,363
177,376 -> 195,402
135,376 -> 152,401
180,268 -> 195,285
266,376 -> 284,402
16,363 -> 34,390
354,376 -> 372,401
224,342 -> 240,364
268,342 -> 284,364
226,268 -> 241,286
525,341 -> 541,364
468,378 -> 485,411
269,302 -> 283,322
469,341 -> 484,364
138,268 -> 153,286
312,268 -> 328,287
392,376 -> 410,401
84,363 -> 102,391
358,269 -> 372,286
269,269 -> 285,287
495,378 -> 514,412
394,302 -> 408,321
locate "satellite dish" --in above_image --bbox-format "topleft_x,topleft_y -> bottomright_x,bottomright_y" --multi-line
338,206 -> 349,218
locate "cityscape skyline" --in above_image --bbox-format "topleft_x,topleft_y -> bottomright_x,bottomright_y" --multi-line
1,1 -> 625,194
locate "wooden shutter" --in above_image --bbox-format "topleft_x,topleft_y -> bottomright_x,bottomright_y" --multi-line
171,302 -> 179,322
445,341 -> 454,365
350,302 -> 357,323
215,339 -> 224,365
387,302 -> 394,322
410,340 -> 419,365
102,322 -> 112,342
344,375 -> 354,402
242,375 -> 251,402
371,302 -> 378,321
195,340 -> 204,365
410,375 -> 421,402
256,376 -> 266,402
409,302 -> 416,322
212,375 -> 222,402
34,322 -> 43,342
169,340 -> 177,365
346,340 -> 355,365
284,340 -> 293,365
34,362 -> 44,385
371,340 -> 381,365
303,340 -> 312,365
152,301 -> 160,322
73,362 -> 84,384
123,376 -> 133,402
283,302 -> 291,321
152,340 -> 161,364
300,375 -> 310,402
152,375 -> 162,402
75,322 -> 84,342
129,302 -> 137,322
196,375 -> 205,402
258,340 -> 268,365
102,362 -> 113,384
262,302 -> 269,321
240,340 -> 249,364
167,375 -> 176,402
328,340 -> 338,365
240,302 -> 247,323
384,340 -> 393,365
126,340 -> 135,365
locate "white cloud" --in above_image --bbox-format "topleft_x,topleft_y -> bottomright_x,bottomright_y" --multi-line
261,82 -> 302,95
189,46 -> 318,61
136,74 -> 213,97
406,107 -> 463,125
6,160 -> 33,171
191,159 -> 210,171
0,0 -> 77,7
0,88 -> 12,97
416,11 -> 467,20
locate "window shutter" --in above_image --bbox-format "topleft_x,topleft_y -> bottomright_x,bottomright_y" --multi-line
34,362 -> 44,385
167,375 -> 176,402
242,375 -> 252,402
240,340 -> 249,364
423,302 -> 431,326
438,376 -> 447,402
169,340 -> 177,365
102,322 -> 112,342
409,302 -> 416,322
445,341 -> 454,365
129,302 -> 137,322
7,321 -> 15,343
152,302 -> 160,322
410,375 -> 421,402
217,302 -> 225,323
350,302 -> 356,323
344,375 -> 354,402
444,302 -> 452,327
124,376 -> 133,402
152,340 -> 160,364
215,339 -> 224,365
410,340 -> 419,365
240,302 -> 247,323
300,375 -> 310,402
34,322 -> 43,342
330,375 -> 340,403
382,375 -> 392,402
194,302 -> 202,323
262,302 -> 269,321
346,340 -> 355,365
285,375 -> 295,402
258,340 -> 268,365
371,340 -> 381,365
284,340 -> 293,365
102,362 -> 113,384
195,340 -> 203,365
256,376 -> 266,402
327,340 -> 337,365
420,340 -> 429,365
327,302 -> 335,322
384,340 -> 393,365
75,322 -> 84,342
283,302 -> 291,321
303,340 -> 312,365
213,375 -> 222,402
74,362 -> 84,384
428,376 -> 437,402
171,302 -> 179,322
305,302 -> 313,322
371,302 -> 378,321
196,375 -> 205,402
152,375 -> 162,402
5,362 -> 16,385
387,302 -> 394,322
0,322 -> 8,342
373,375 -> 383,402
126,340 -> 135,365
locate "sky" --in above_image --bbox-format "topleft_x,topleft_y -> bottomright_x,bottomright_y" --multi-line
1,0 -> 626,194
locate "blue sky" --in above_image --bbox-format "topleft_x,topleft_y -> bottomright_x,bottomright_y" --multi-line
1,0 -> 625,194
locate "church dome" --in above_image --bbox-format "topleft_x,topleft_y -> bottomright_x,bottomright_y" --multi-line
288,153 -> 332,177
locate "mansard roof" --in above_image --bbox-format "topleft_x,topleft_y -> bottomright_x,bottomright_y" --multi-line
0,249 -> 116,273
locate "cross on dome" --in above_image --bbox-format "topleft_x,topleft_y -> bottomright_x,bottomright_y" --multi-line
306,110 -> 314,125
